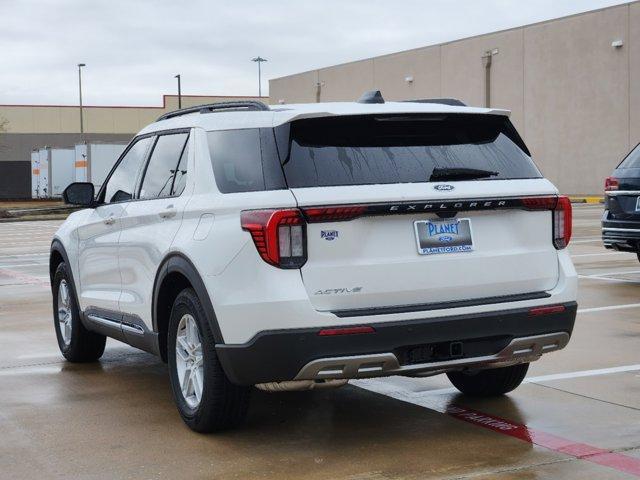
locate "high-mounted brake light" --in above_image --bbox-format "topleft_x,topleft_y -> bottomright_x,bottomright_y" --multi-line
241,209 -> 306,268
605,176 -> 619,192
553,196 -> 572,249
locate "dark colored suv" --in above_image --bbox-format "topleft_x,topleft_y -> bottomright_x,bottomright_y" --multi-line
603,143 -> 640,259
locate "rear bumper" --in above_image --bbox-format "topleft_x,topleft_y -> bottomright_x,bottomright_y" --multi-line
216,301 -> 577,386
602,211 -> 640,251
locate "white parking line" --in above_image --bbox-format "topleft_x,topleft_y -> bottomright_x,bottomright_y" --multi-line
0,263 -> 48,268
581,269 -> 640,277
579,275 -> 637,284
578,303 -> 640,313
0,242 -> 52,246
571,239 -> 604,244
352,363 -> 640,398
527,364 -> 640,382
0,233 -> 56,236
571,252 -> 628,258
0,253 -> 49,258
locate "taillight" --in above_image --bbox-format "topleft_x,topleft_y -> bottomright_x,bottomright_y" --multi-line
520,195 -> 571,249
521,196 -> 557,210
605,176 -> 619,192
241,209 -> 306,268
553,196 -> 572,249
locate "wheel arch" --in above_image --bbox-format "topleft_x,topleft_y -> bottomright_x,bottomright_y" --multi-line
50,240 -> 79,294
153,253 -> 224,362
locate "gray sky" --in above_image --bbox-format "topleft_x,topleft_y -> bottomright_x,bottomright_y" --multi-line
0,0 -> 633,106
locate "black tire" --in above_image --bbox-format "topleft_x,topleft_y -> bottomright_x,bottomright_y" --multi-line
52,262 -> 106,362
447,363 -> 529,397
636,252 -> 640,263
167,288 -> 250,432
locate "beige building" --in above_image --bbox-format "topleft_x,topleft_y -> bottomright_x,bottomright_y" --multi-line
0,94 -> 267,135
270,1 -> 640,195
0,94 -> 267,198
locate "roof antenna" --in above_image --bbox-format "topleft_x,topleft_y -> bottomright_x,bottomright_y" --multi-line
357,90 -> 385,104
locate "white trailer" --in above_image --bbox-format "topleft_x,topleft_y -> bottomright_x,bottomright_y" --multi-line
37,148 -> 50,198
74,142 -> 127,191
31,150 -> 40,198
74,144 -> 88,182
50,148 -> 75,197
36,147 -> 75,198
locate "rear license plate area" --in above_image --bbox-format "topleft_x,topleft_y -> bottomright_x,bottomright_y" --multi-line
414,218 -> 473,255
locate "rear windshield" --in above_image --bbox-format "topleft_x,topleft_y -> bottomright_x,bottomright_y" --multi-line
617,143 -> 640,169
279,114 -> 541,188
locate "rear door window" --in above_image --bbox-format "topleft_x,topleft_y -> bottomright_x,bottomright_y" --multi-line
280,114 -> 541,188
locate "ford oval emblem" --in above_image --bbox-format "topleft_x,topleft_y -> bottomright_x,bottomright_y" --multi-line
434,184 -> 454,191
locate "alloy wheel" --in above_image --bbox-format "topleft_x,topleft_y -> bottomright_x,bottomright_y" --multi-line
175,314 -> 204,409
57,279 -> 72,346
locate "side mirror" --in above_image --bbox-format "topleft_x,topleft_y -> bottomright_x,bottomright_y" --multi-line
63,182 -> 95,207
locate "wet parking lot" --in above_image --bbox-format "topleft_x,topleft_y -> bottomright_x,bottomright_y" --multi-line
1,205 -> 640,479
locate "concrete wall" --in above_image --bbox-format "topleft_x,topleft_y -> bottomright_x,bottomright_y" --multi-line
630,2 -> 640,146
270,1 -> 640,195
0,161 -> 29,199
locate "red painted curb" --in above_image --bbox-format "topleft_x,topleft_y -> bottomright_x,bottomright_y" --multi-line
446,405 -> 640,477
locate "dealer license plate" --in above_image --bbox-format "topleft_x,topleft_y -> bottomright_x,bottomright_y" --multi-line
414,218 -> 474,255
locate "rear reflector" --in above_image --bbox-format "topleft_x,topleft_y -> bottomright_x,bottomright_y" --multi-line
529,305 -> 566,316
318,326 -> 376,336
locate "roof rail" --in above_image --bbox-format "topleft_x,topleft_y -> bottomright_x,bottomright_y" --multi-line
402,98 -> 467,107
157,100 -> 270,121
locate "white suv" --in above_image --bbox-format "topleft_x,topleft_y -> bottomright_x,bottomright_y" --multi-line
50,93 -> 577,432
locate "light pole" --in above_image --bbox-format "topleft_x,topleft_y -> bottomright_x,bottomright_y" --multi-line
481,49 -> 498,108
174,74 -> 182,108
251,56 -> 267,97
77,63 -> 86,134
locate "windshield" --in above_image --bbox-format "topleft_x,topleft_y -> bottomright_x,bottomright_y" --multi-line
279,114 -> 541,188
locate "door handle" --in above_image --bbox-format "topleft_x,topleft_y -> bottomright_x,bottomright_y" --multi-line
159,207 -> 177,219
103,216 -> 115,225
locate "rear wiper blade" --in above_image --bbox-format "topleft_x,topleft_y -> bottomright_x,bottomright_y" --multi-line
429,167 -> 499,181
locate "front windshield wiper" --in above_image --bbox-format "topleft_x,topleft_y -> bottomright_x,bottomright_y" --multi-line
429,167 -> 499,181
